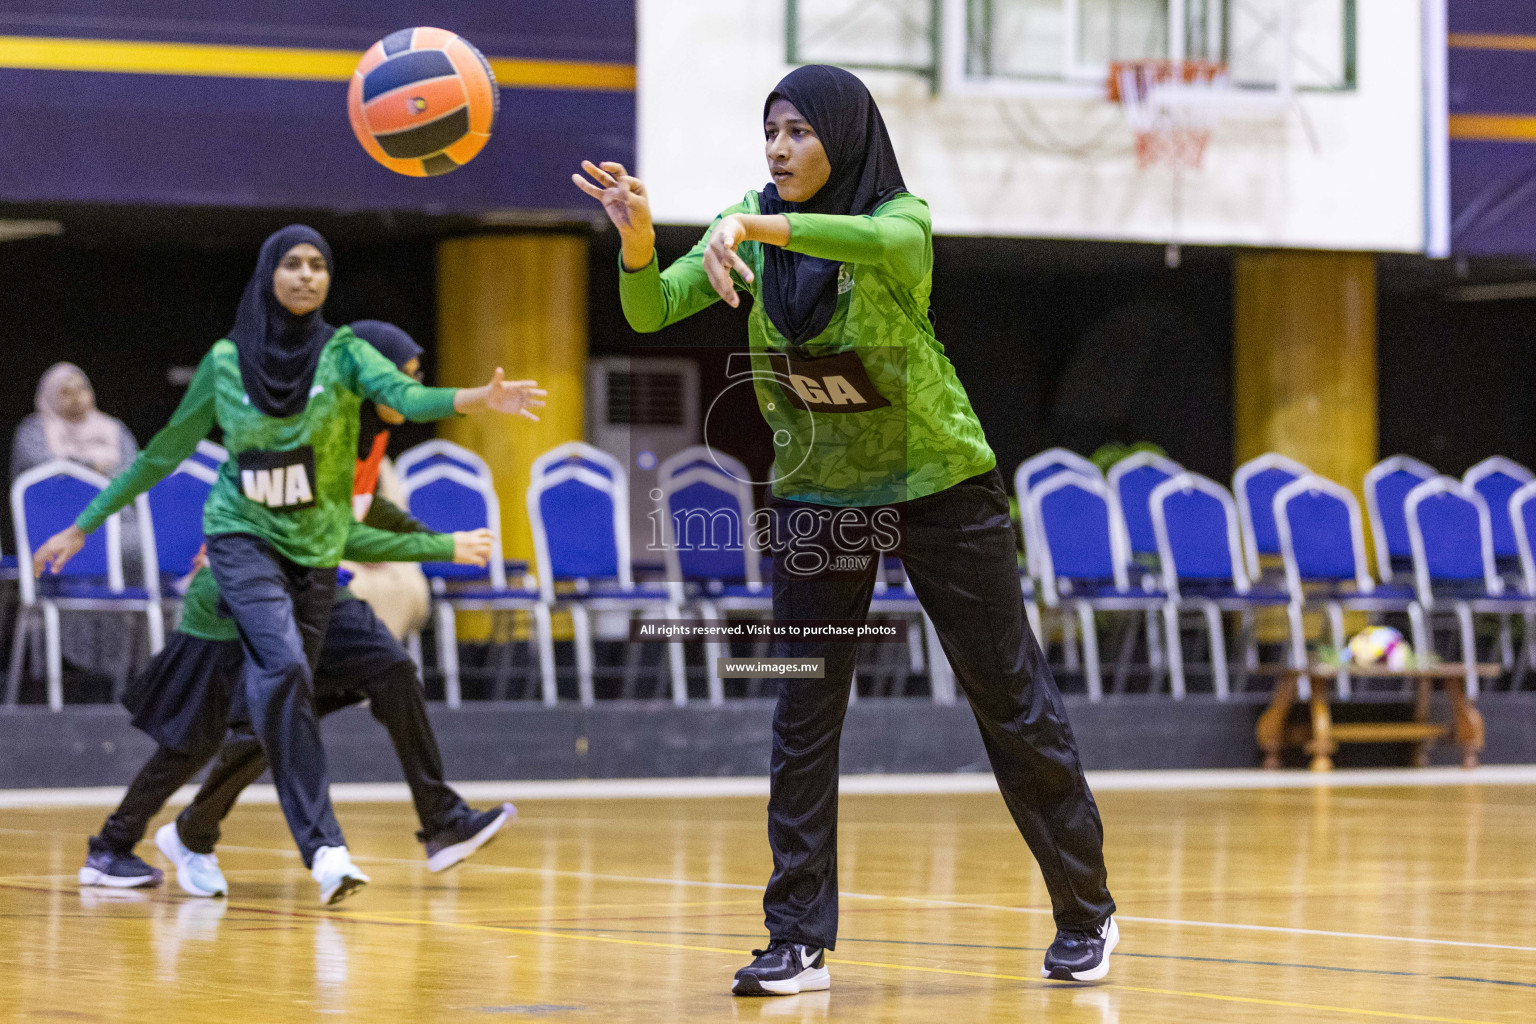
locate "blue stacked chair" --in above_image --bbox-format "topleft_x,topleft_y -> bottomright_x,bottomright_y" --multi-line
1150,472 -> 1294,699
1109,451 -> 1183,564
8,461 -> 163,709
1506,479 -> 1536,687
145,457 -> 217,596
1234,453 -> 1310,585
1273,474 -> 1426,698
1012,449 -> 1100,669
654,445 -> 770,704
400,462 -> 553,708
528,441 -> 686,706
1364,456 -> 1436,584
1031,472 -> 1165,700
1404,477 -> 1533,696
1462,457 -> 1534,669
396,438 -> 492,482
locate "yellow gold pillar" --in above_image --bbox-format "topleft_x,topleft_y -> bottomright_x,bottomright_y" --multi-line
436,234 -> 588,565
1234,250 -> 1377,512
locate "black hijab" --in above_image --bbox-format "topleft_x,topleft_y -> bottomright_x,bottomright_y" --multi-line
228,225 -> 335,418
348,320 -> 422,459
348,320 -> 423,370
759,65 -> 907,347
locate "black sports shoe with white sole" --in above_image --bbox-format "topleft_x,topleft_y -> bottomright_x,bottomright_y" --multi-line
78,847 -> 163,889
424,803 -> 515,873
1042,916 -> 1118,981
732,941 -> 831,996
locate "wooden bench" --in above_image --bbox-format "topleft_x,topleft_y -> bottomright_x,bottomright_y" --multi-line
1256,663 -> 1494,771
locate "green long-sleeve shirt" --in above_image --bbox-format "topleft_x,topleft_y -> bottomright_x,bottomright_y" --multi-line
618,191 -> 994,506
177,495 -> 453,641
77,328 -> 460,567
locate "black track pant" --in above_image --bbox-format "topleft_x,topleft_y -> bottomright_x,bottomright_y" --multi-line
762,469 -> 1115,950
206,533 -> 343,867
92,744 -> 212,856
177,597 -> 471,852
92,603 -> 470,856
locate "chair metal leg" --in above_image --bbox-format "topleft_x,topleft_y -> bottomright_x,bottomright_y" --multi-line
145,602 -> 165,656
1163,601 -> 1186,699
1075,602 -> 1103,702
1526,611 -> 1536,670
488,611 -> 517,700
1061,611 -> 1080,671
42,601 -> 63,711
1499,614 -> 1515,671
1327,602 -> 1350,699
1145,607 -> 1166,693
1203,602 -> 1230,700
907,614 -> 926,673
1455,601 -> 1478,697
1287,601 -> 1311,701
1109,613 -> 1138,694
534,604 -> 558,706
1024,596 -> 1043,650
406,630 -> 424,674
665,604 -> 689,707
619,630 -> 645,698
1241,609 -> 1259,670
1408,603 -> 1429,667
924,613 -> 956,705
1232,610 -> 1254,694
699,602 -> 726,706
570,605 -> 595,707
6,606 -> 30,705
113,611 -> 136,701
435,601 -> 462,709
1514,617 -> 1535,692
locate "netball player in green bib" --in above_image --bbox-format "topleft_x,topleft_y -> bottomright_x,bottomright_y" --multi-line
33,226 -> 544,905
575,65 -> 1116,991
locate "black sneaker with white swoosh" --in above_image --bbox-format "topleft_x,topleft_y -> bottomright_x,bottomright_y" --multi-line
731,941 -> 831,996
1042,916 -> 1119,981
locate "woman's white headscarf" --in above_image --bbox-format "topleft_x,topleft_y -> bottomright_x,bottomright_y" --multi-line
35,362 -> 122,474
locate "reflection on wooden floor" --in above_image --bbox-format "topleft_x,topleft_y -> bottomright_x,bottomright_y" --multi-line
2,785 -> 1534,1023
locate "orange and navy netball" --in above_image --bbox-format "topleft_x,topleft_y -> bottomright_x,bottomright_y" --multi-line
348,27 -> 499,177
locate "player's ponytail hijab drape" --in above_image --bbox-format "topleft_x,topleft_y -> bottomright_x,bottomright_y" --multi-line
228,224 -> 336,418
759,65 -> 908,346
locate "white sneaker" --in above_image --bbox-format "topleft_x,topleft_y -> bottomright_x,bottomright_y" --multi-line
155,822 -> 228,898
312,846 -> 369,906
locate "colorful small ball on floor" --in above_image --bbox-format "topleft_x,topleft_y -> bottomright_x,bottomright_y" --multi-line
1346,625 -> 1411,670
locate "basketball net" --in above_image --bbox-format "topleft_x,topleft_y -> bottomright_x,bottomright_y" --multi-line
1107,60 -> 1228,172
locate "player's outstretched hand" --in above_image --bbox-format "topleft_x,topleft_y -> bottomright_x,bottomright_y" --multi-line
452,528 -> 494,567
703,213 -> 754,307
33,525 -> 85,577
572,160 -> 652,236
573,160 -> 655,270
454,368 -> 546,420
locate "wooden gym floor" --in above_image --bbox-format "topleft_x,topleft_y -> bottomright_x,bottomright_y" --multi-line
1,782 -> 1533,1023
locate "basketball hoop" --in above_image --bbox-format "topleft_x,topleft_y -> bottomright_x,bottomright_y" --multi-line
1108,60 -> 1228,172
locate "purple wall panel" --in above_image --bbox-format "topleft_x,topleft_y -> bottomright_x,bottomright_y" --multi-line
0,2 -> 634,212
1448,1 -> 1536,254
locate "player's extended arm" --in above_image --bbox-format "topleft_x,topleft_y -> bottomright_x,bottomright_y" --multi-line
348,339 -> 545,422
362,494 -> 432,535
779,194 -> 929,289
617,200 -> 757,332
342,521 -> 492,566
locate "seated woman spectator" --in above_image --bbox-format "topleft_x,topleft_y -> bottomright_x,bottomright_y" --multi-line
12,362 -> 139,479
10,362 -> 144,695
